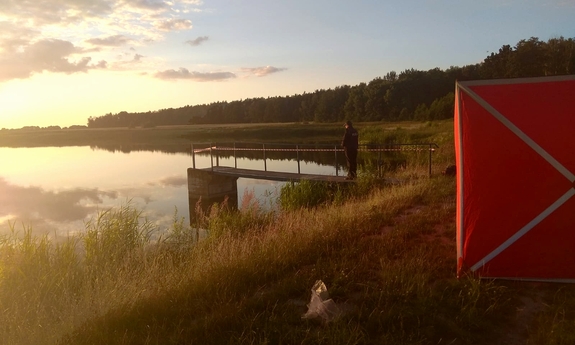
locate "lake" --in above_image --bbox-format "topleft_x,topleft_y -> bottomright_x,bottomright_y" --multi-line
0,145 -> 340,238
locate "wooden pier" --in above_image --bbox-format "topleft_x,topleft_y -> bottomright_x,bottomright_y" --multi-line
187,166 -> 352,207
187,141 -> 438,202
198,166 -> 354,182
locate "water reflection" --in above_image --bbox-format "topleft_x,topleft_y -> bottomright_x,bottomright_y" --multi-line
0,144 -> 410,238
0,178 -> 119,221
0,147 -> 316,238
90,141 -> 353,170
0,177 -> 116,236
0,147 -> 195,238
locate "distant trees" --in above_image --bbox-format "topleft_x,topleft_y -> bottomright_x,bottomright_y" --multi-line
481,36 -> 575,79
87,105 -> 209,128
87,36 -> 575,128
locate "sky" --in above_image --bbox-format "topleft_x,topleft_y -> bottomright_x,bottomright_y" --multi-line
0,0 -> 574,129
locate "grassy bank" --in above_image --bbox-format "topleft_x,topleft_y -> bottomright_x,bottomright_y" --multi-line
0,122 -> 346,148
1,174 -> 501,345
0,121 -> 440,149
1,120 -> 573,344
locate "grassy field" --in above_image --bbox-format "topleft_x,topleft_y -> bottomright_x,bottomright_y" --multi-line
0,121 -> 438,149
0,122 -> 346,148
1,120 -> 573,344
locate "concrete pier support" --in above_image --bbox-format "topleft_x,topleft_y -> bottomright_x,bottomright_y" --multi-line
187,168 -> 239,224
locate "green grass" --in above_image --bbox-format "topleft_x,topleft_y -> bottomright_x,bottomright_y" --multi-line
1,119 -> 574,344
0,120 -> 453,149
0,122 -> 346,149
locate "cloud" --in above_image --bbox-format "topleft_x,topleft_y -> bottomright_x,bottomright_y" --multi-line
123,0 -> 169,11
0,0 -> 115,25
0,0 -> 206,81
0,39 -> 107,81
109,53 -> 144,69
157,18 -> 193,31
0,178 -> 118,222
241,66 -> 287,77
86,34 -> 132,46
0,22 -> 38,51
186,36 -> 209,46
155,67 -> 236,81
149,176 -> 188,187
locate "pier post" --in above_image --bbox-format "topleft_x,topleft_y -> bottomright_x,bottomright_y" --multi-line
187,168 -> 239,224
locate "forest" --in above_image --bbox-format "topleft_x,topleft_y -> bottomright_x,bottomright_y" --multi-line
87,36 -> 575,128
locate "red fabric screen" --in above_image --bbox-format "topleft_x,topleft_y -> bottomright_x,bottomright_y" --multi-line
455,76 -> 575,281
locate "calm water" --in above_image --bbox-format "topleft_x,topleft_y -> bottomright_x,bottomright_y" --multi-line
0,146 -> 338,238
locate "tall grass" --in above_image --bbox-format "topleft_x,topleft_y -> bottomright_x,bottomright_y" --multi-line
0,175 -> 517,344
279,180 -> 346,210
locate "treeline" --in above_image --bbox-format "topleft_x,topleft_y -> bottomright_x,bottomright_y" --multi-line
87,37 -> 575,128
1,125 -> 88,132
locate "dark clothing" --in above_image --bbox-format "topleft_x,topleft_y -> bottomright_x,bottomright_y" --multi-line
341,126 -> 359,149
344,147 -> 358,178
341,126 -> 359,178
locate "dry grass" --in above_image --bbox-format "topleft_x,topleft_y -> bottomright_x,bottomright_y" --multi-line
0,175 -> 519,345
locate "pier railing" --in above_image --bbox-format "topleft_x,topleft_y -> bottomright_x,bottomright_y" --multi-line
190,142 -> 439,177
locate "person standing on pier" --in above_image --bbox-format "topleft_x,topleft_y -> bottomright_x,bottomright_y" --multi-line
341,120 -> 359,180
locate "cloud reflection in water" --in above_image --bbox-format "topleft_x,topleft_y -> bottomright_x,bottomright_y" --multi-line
0,146 -> 197,238
0,174 -> 189,238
